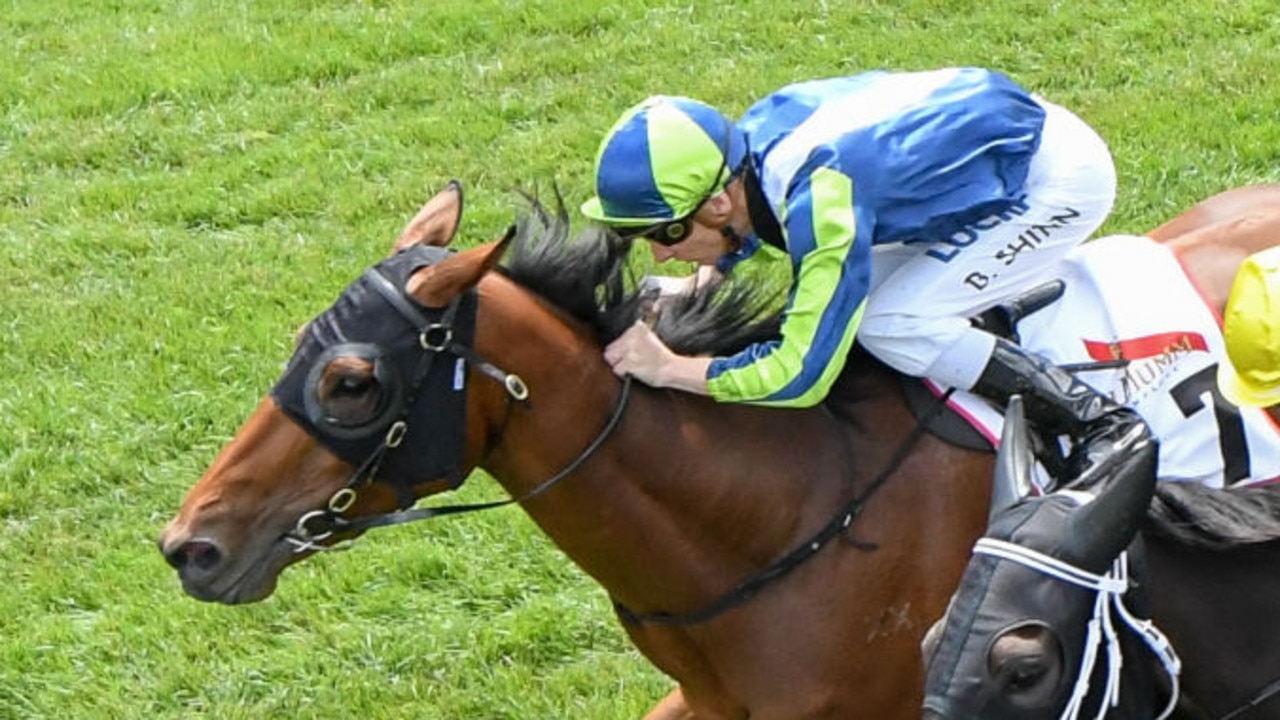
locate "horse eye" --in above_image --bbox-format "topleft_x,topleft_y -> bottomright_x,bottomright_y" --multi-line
333,375 -> 372,396
317,358 -> 383,427
1004,660 -> 1048,693
988,625 -> 1064,709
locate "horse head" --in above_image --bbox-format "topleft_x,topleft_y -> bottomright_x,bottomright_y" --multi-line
921,397 -> 1160,720
157,183 -> 522,603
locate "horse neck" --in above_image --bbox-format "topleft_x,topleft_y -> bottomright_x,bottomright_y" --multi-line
464,277 -> 857,609
1142,533 -> 1280,713
463,277 -> 622,489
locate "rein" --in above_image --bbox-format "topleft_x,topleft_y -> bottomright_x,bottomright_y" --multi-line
1218,679 -> 1280,720
285,376 -> 632,550
613,387 -> 957,627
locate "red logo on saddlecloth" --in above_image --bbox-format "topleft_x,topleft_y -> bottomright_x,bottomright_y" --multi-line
1083,332 -> 1209,362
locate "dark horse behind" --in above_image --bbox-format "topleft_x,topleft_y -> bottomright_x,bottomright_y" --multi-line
160,182 -> 1280,719
922,397 -> 1280,719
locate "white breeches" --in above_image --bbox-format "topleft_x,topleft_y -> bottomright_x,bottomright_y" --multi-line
858,99 -> 1117,390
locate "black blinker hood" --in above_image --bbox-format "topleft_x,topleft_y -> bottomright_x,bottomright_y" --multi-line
270,245 -> 476,498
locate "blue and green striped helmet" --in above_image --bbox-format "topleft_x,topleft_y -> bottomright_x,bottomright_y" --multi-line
581,96 -> 746,227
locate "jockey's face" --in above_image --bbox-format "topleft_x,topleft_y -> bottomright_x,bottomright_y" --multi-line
646,185 -> 744,266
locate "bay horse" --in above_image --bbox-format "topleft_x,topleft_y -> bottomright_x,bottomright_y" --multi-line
159,182 -> 1280,720
920,397 -> 1280,720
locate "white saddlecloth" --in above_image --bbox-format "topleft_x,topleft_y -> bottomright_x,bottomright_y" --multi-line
931,234 -> 1280,489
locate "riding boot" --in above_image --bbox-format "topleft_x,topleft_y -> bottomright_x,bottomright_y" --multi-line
970,338 -> 1153,489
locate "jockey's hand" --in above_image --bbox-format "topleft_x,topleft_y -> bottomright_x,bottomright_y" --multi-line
603,321 -> 712,396
604,321 -> 673,382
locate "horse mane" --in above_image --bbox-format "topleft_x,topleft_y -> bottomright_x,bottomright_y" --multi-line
1145,481 -> 1280,550
499,191 -> 783,356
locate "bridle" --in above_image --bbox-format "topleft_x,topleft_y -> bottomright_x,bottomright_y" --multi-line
971,536 -> 1182,720
273,243 -> 634,553
970,519 -> 1280,720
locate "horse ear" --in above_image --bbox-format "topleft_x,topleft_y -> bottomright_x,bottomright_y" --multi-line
990,395 -> 1036,520
405,226 -> 515,308
1065,428 -> 1157,568
392,180 -> 465,254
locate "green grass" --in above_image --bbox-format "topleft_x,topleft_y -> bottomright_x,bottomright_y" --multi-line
3,0 -> 1279,717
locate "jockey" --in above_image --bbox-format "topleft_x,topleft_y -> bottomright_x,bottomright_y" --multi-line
583,67 -> 1149,484
1219,246 -> 1280,407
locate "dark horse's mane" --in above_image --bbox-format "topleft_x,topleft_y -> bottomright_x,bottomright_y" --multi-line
1147,481 -> 1280,550
498,193 -> 782,355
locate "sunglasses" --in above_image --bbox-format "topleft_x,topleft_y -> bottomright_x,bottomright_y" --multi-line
622,216 -> 698,246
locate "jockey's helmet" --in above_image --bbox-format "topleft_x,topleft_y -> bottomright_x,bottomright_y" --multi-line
1219,246 -> 1280,407
581,96 -> 746,229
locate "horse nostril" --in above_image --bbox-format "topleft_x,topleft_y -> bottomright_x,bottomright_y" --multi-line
165,540 -> 223,573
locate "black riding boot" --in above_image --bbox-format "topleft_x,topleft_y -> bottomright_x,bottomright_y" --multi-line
971,338 -> 1153,488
